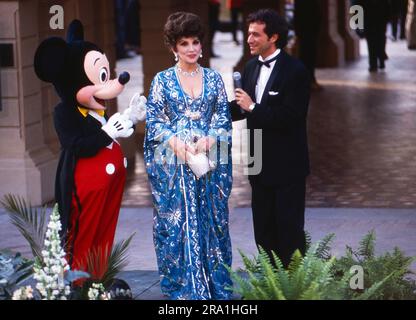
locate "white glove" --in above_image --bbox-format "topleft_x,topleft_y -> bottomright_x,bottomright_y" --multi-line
102,112 -> 134,140
124,93 -> 147,124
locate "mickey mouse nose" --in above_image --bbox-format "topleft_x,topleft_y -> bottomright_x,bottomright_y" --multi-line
118,72 -> 130,85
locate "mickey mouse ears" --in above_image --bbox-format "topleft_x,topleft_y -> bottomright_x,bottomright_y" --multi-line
34,19 -> 86,83
34,37 -> 67,83
66,19 -> 84,43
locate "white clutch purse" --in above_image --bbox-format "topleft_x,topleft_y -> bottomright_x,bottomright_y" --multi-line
187,153 -> 215,178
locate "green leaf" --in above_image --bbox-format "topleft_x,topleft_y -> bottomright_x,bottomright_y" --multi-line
82,233 -> 135,288
1,194 -> 47,261
358,230 -> 376,260
315,233 -> 335,260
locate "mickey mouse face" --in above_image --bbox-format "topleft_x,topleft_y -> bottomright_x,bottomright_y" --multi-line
76,50 -> 129,111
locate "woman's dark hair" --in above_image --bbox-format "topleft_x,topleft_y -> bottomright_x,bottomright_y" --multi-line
247,9 -> 288,48
164,12 -> 205,49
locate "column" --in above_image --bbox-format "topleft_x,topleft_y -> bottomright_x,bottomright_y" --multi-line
0,0 -> 57,205
316,0 -> 345,67
338,0 -> 359,61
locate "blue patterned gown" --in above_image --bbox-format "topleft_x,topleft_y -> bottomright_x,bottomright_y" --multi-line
144,66 -> 233,300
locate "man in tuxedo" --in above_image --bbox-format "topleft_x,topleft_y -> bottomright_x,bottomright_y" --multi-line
230,9 -> 311,267
355,0 -> 390,71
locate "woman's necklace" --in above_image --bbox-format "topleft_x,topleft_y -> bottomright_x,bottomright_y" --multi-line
174,66 -> 204,121
176,63 -> 201,77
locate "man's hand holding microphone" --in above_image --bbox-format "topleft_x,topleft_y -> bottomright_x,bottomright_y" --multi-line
233,71 -> 256,113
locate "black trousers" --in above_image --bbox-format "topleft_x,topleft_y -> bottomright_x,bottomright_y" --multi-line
250,178 -> 306,268
365,25 -> 387,69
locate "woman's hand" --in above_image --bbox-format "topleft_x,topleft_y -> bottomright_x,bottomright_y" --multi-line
195,136 -> 216,154
168,136 -> 196,162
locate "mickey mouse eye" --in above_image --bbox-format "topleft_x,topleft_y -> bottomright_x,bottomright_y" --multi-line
99,67 -> 108,83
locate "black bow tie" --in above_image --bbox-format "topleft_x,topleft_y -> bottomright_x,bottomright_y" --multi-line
257,55 -> 279,68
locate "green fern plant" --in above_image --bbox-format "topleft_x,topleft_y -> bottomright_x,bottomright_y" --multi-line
333,231 -> 416,300
230,244 -> 339,300
304,231 -> 312,252
230,233 -> 416,300
358,231 -> 376,260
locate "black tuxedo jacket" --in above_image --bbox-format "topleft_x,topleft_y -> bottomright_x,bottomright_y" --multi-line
230,50 -> 311,187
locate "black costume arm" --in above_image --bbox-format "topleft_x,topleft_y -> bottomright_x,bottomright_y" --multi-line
54,106 -> 113,158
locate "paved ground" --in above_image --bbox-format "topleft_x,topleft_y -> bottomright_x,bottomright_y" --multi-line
1,206 -> 416,299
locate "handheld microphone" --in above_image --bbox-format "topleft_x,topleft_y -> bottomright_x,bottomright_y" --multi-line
232,71 -> 246,115
233,71 -> 242,89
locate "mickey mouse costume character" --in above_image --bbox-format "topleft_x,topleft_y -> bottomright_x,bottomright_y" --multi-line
34,20 -> 146,275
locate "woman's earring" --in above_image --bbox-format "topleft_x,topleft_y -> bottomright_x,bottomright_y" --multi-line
174,52 -> 178,62
199,51 -> 203,58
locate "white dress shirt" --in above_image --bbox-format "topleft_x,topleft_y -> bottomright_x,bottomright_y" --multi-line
88,110 -> 114,149
89,110 -> 107,126
255,48 -> 281,104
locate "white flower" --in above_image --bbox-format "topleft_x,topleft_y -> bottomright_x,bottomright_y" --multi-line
87,283 -> 110,300
88,289 -> 98,300
25,287 -> 34,299
100,293 -> 111,300
12,286 -> 34,300
32,205 -> 71,300
12,289 -> 23,300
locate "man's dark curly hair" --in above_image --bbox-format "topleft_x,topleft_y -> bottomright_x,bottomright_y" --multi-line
164,12 -> 205,49
247,9 -> 289,48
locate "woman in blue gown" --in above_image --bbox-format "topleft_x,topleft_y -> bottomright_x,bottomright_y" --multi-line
144,12 -> 233,300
